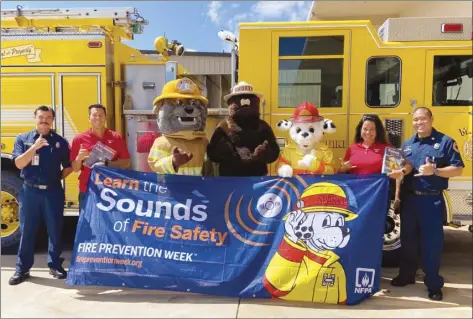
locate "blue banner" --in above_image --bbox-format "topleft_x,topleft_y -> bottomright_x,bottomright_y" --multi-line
67,167 -> 389,305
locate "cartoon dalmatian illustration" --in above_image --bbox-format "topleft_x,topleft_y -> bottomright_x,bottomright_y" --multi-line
276,102 -> 337,178
263,182 -> 358,304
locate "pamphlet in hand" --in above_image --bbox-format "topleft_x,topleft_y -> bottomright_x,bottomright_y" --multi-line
382,147 -> 405,174
83,141 -> 116,168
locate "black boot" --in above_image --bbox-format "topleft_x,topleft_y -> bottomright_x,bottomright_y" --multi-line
49,267 -> 67,279
391,276 -> 415,287
428,289 -> 443,301
9,271 -> 30,285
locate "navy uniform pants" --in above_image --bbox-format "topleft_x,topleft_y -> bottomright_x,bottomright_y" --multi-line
399,192 -> 445,292
16,185 -> 65,273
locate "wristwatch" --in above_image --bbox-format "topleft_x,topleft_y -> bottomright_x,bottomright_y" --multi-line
433,168 -> 440,176
104,159 -> 109,167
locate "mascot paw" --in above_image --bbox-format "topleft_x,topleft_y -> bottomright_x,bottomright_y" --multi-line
253,140 -> 269,159
298,154 -> 315,168
278,164 -> 293,178
277,119 -> 292,132
172,147 -> 193,169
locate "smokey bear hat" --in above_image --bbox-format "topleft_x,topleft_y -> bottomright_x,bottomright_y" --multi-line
224,81 -> 263,102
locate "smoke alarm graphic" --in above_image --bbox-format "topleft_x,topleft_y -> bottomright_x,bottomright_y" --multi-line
256,193 -> 283,218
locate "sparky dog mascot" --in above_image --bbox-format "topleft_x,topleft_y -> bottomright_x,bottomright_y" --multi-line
148,77 -> 211,175
276,102 -> 337,178
207,81 -> 280,176
263,182 -> 358,304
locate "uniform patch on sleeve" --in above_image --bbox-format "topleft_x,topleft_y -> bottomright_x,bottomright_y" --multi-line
453,141 -> 460,153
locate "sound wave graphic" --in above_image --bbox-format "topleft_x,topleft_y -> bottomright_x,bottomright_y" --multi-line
224,176 -> 309,246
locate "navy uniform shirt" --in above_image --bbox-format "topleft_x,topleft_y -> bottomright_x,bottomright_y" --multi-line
402,128 -> 464,193
12,130 -> 71,187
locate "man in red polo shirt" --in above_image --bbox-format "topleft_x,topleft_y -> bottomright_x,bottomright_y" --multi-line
70,104 -> 131,210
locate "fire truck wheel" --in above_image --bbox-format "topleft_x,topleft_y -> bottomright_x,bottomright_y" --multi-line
382,199 -> 401,267
1,171 -> 22,254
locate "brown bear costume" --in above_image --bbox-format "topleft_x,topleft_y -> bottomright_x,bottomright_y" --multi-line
207,82 -> 280,176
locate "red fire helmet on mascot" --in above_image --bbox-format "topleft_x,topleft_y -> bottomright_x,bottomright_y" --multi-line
292,101 -> 324,123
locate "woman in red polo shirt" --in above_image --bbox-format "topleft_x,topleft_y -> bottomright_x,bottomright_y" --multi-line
339,114 -> 390,174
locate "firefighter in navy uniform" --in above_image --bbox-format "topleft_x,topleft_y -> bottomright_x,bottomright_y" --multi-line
388,107 -> 464,301
9,106 -> 73,285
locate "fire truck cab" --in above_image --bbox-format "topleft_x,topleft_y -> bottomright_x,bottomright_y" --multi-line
237,16 -> 472,264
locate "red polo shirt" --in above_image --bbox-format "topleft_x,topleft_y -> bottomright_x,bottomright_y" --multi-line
343,142 -> 389,175
70,128 -> 130,193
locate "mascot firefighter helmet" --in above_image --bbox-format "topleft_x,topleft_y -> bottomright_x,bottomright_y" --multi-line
292,182 -> 358,221
292,101 -> 324,123
152,77 -> 208,113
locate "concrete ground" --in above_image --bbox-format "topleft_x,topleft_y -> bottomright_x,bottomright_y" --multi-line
1,227 -> 471,318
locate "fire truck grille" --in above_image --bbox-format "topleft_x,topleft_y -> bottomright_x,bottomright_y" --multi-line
385,119 -> 403,148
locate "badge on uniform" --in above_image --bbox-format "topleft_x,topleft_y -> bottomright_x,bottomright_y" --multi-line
453,141 -> 460,153
56,142 -> 60,148
434,143 -> 440,150
32,154 -> 40,166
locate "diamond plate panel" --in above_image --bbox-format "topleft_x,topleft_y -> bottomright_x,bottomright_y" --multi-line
378,17 -> 473,42
447,189 -> 472,226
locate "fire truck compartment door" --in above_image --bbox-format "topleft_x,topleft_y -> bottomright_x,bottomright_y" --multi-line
59,73 -> 101,205
1,73 -> 55,155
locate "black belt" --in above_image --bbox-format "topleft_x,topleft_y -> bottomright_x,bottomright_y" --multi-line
24,182 -> 60,190
407,190 -> 441,196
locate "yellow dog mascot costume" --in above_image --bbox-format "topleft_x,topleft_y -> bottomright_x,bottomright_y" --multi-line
276,101 -> 337,177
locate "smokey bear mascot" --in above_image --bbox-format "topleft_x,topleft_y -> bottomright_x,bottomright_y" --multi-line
207,81 -> 280,176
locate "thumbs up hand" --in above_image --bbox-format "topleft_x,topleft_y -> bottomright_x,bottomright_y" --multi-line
32,134 -> 49,151
76,144 -> 89,162
414,157 -> 435,176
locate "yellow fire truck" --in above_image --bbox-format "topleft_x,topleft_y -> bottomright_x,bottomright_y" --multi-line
1,6 -> 471,265
237,16 -> 472,264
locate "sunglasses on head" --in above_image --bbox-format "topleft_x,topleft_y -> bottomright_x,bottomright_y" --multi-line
362,115 -> 376,121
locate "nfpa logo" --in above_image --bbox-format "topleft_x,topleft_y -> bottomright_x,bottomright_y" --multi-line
354,268 -> 375,294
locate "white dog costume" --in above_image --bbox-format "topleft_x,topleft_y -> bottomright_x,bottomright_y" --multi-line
276,102 -> 336,178
263,182 -> 358,304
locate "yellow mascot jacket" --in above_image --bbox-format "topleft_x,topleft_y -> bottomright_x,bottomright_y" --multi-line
147,132 -> 210,176
276,142 -> 336,175
263,236 -> 347,304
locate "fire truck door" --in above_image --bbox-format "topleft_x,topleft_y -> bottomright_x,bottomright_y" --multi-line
425,50 -> 472,225
1,73 -> 56,156
425,50 -> 472,176
268,30 -> 351,174
59,73 -> 102,206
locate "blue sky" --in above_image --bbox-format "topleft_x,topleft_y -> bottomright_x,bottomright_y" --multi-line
2,1 -> 313,52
